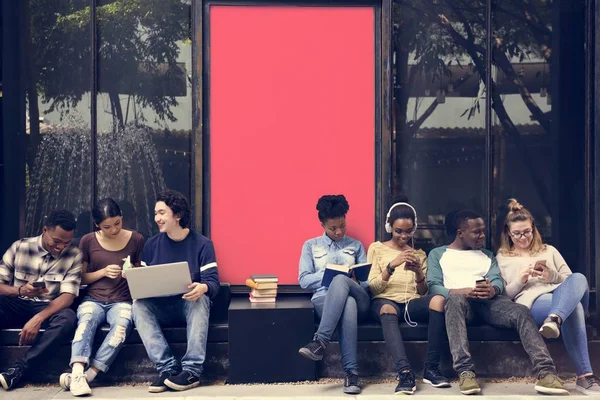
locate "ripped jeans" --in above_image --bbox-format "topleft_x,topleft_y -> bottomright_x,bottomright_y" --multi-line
70,297 -> 133,372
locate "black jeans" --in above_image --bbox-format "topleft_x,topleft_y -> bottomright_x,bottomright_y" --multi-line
0,296 -> 77,371
371,295 -> 447,372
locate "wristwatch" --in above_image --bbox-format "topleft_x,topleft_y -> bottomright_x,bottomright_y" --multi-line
386,263 -> 395,275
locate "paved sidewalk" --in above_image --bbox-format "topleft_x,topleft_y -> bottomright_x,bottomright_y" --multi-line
2,380 -> 586,400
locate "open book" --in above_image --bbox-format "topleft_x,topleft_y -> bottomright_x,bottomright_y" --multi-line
322,263 -> 372,287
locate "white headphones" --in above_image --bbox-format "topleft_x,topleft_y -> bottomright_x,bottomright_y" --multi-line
385,202 -> 418,234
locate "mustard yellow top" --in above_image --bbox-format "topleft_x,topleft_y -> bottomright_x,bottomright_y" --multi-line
367,241 -> 428,303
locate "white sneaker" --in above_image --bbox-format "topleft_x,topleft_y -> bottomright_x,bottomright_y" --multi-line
539,316 -> 560,339
70,374 -> 91,397
59,373 -> 72,390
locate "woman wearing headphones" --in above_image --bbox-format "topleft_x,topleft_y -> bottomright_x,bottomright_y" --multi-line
367,200 -> 449,394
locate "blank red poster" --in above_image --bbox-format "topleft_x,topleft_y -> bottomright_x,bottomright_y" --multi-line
209,5 -> 375,284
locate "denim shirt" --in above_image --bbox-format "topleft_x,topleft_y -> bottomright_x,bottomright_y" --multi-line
298,232 -> 368,300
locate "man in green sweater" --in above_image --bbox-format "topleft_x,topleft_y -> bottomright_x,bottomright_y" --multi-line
427,210 -> 567,396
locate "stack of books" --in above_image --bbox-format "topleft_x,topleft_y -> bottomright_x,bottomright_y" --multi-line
245,274 -> 278,303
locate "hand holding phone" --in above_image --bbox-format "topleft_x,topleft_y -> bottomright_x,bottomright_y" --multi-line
20,281 -> 48,297
532,260 -> 547,278
532,260 -> 553,283
533,259 -> 546,271
404,258 -> 421,273
473,278 -> 495,299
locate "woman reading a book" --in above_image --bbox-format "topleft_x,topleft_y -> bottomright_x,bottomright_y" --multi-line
367,200 -> 449,394
60,198 -> 144,397
497,199 -> 599,395
298,194 -> 370,395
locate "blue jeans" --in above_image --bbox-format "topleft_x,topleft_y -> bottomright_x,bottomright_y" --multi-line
132,295 -> 210,377
70,297 -> 133,372
530,273 -> 592,376
312,275 -> 370,373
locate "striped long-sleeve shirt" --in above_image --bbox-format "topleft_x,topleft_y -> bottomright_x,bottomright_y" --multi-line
141,231 -> 220,299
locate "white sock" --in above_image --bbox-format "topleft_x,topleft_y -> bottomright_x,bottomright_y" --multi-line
72,364 -> 84,375
85,368 -> 98,382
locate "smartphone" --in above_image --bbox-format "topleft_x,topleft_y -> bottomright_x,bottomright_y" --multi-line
475,278 -> 486,285
32,281 -> 46,289
534,260 -> 546,271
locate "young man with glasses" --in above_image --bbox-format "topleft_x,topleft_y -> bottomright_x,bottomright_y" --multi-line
0,210 -> 83,391
427,210 -> 568,396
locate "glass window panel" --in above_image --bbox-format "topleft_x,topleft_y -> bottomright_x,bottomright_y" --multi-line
393,1 -> 487,250
25,0 -> 92,240
96,0 -> 192,237
491,0 -> 588,275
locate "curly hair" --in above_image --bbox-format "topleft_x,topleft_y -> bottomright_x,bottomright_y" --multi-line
498,198 -> 545,256
157,189 -> 191,228
45,210 -> 77,231
316,195 -> 349,222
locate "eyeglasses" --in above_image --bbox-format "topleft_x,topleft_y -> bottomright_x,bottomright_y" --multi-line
510,230 -> 533,239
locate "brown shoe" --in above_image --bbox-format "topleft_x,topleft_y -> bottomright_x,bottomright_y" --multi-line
535,373 -> 569,395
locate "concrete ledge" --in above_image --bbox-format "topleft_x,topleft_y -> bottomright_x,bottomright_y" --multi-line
2,340 -> 599,384
0,343 -> 229,383
1,382 -> 593,400
320,340 -> 600,379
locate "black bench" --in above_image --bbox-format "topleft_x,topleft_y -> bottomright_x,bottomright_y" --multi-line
352,320 -> 520,342
0,283 -> 231,345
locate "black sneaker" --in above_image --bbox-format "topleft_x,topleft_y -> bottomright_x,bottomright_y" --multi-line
148,370 -> 176,393
423,366 -> 451,388
298,338 -> 326,361
164,370 -> 200,392
343,372 -> 361,395
0,366 -> 24,391
395,370 -> 416,394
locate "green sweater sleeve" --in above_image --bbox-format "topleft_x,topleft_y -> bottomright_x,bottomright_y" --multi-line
426,247 -> 449,298
483,249 -> 505,294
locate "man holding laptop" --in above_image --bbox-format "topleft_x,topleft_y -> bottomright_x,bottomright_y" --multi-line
131,190 -> 219,393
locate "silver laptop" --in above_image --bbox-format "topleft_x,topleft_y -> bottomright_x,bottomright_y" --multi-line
126,262 -> 192,300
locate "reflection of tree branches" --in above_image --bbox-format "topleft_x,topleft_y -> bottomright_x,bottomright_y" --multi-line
408,71 -> 475,134
494,2 -> 552,61
30,0 -> 190,130
406,1 -> 552,211
492,44 -> 551,132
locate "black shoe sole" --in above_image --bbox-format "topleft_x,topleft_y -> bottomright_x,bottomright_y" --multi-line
298,348 -> 323,361
423,378 -> 451,388
164,378 -> 200,391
